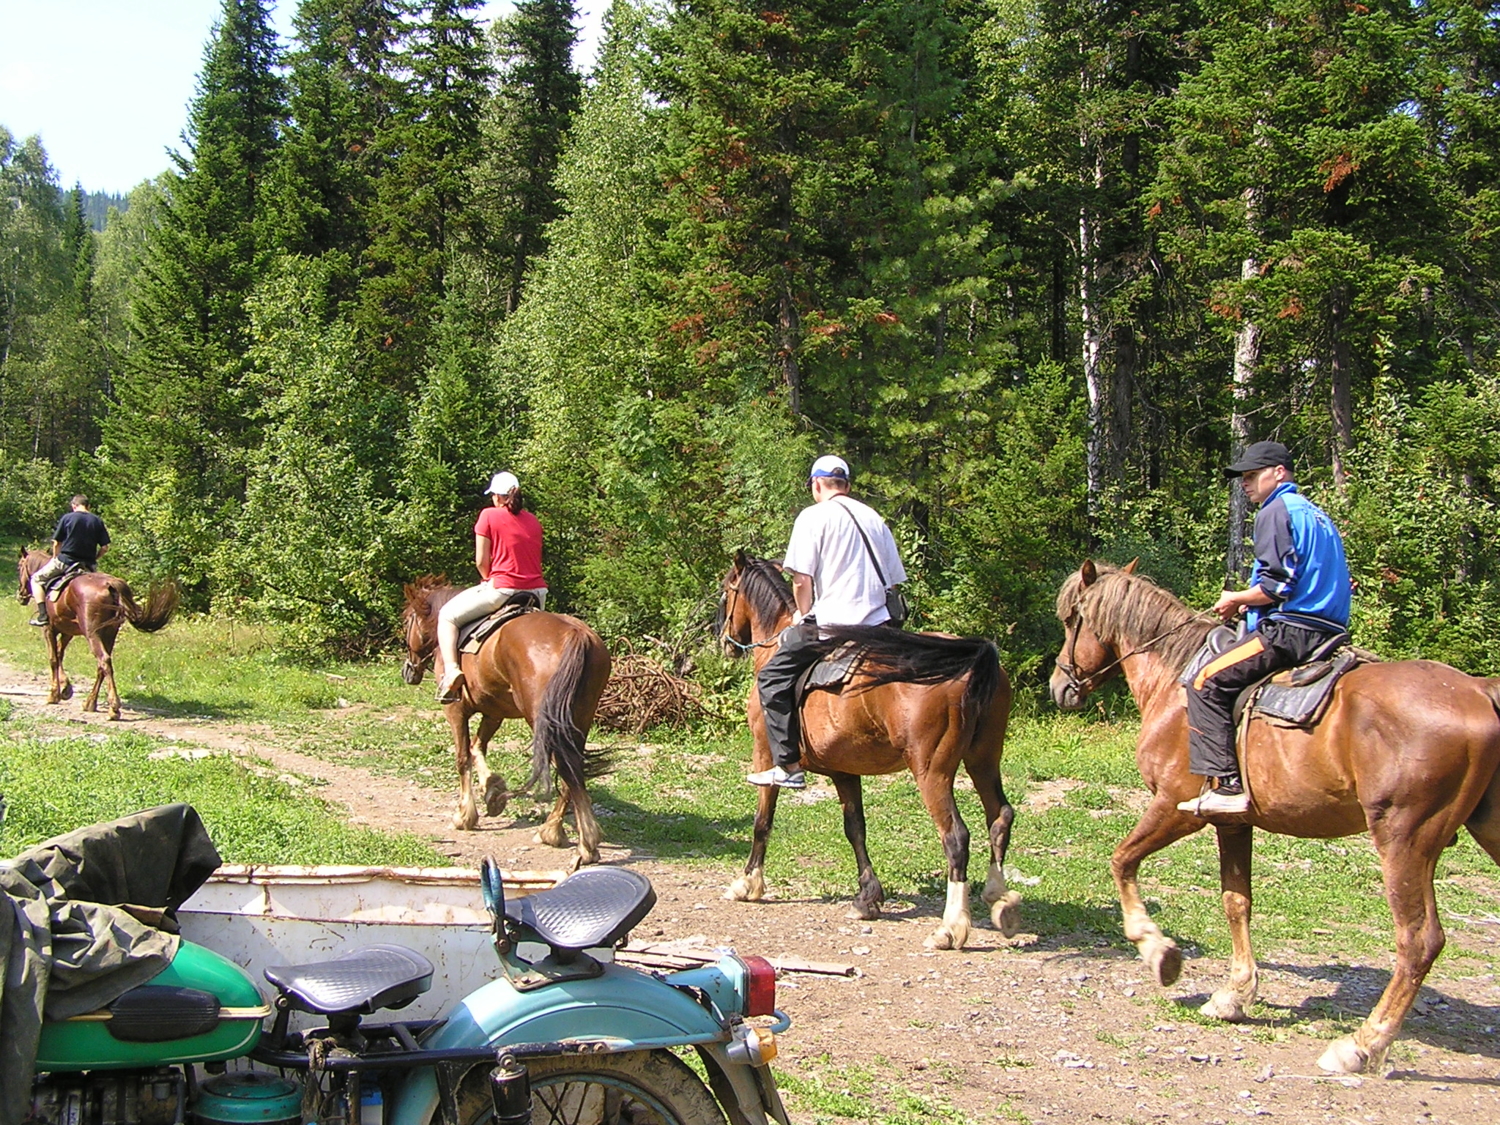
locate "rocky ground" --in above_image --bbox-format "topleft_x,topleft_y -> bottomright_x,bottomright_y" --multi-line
4,663 -> 1499,1123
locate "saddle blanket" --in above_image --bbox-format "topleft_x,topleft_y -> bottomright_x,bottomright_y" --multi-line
43,563 -> 92,601
457,597 -> 539,654
794,641 -> 863,703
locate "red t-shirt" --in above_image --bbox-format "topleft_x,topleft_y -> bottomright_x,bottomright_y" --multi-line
475,506 -> 546,589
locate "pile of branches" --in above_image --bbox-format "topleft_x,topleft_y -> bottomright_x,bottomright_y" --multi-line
595,653 -> 706,733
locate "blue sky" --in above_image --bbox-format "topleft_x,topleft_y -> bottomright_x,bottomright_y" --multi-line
0,0 -> 604,195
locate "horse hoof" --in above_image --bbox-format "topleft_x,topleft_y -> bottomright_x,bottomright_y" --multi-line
1145,939 -> 1183,987
483,775 -> 508,817
924,922 -> 968,952
60,684 -> 74,701
847,901 -> 882,922
453,809 -> 477,831
106,712 -> 120,722
534,827 -> 570,849
1317,1036 -> 1369,1074
1200,988 -> 1248,1023
724,875 -> 764,902
991,891 -> 1022,937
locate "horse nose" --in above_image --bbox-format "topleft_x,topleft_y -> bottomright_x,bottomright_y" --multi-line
400,659 -> 422,685
1049,669 -> 1084,711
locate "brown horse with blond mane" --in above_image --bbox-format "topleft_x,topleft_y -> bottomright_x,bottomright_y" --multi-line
400,576 -> 612,866
717,550 -> 1019,951
1051,558 -> 1500,1074
17,547 -> 178,720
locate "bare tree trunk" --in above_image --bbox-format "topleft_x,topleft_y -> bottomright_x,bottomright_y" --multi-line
1329,287 -> 1352,489
1079,145 -> 1105,526
1228,192 -> 1260,584
778,276 -> 802,417
1110,324 -> 1135,479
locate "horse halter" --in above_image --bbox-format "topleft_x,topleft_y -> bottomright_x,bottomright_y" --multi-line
1055,598 -> 1199,697
400,608 -> 435,685
717,578 -> 779,653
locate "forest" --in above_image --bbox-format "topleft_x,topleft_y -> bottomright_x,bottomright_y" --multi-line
0,0 -> 1496,687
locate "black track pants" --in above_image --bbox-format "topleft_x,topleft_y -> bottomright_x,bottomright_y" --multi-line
1185,619 -> 1336,779
756,622 -> 822,769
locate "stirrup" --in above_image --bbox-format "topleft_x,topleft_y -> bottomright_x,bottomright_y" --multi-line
436,671 -> 465,704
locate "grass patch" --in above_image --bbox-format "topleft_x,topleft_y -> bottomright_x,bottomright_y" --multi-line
0,716 -> 443,866
776,1055 -> 1014,1125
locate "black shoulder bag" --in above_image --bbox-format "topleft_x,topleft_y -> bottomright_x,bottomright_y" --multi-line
834,499 -> 908,628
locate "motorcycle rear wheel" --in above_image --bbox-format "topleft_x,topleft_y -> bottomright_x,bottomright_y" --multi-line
456,1049 -> 728,1125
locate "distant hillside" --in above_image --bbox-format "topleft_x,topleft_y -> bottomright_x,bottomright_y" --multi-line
82,190 -> 127,232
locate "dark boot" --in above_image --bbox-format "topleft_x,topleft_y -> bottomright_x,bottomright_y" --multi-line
29,606 -> 48,627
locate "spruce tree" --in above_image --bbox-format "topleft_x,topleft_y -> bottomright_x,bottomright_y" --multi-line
104,0 -> 285,592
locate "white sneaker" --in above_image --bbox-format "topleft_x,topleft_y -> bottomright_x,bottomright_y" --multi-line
1177,789 -> 1250,816
746,766 -> 807,789
436,670 -> 465,704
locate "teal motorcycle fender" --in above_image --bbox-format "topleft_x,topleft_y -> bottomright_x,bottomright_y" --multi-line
388,965 -> 729,1125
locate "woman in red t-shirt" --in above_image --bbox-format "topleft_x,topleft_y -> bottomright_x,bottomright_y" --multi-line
435,472 -> 549,703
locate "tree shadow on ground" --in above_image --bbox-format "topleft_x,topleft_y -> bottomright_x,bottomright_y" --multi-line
121,695 -> 257,721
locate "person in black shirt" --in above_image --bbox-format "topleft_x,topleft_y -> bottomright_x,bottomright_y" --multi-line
29,495 -> 110,625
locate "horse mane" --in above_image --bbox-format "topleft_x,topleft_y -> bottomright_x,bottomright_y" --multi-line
404,574 -> 459,620
738,555 -> 795,632
1058,563 -> 1215,673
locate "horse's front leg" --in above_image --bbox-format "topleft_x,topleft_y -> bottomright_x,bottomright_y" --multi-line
471,714 -> 508,817
49,631 -> 74,703
915,767 -> 972,951
446,704 -> 478,830
1201,823 -> 1258,1021
968,754 -> 1021,936
1319,817 -> 1449,1075
828,772 -> 883,920
1114,795 -> 1206,985
725,784 -> 780,903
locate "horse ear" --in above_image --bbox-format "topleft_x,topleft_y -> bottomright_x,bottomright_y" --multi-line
1080,559 -> 1098,586
732,548 -> 748,571
1123,557 -> 1139,575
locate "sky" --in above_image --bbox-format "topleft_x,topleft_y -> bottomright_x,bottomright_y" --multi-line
0,0 -> 604,196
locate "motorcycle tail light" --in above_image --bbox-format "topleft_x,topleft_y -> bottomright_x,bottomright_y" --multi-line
743,955 -> 776,1016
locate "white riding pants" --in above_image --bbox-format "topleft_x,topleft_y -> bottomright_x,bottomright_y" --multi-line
437,583 -> 547,675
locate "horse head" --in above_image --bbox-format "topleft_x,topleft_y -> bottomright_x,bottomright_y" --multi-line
400,576 -> 448,684
1050,558 -> 1132,710
17,547 -> 46,605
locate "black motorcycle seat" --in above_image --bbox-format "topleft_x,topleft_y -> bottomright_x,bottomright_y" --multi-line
263,943 -> 434,1016
505,866 -> 656,952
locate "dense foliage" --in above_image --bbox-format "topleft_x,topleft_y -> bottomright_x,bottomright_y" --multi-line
1,0 -> 1497,684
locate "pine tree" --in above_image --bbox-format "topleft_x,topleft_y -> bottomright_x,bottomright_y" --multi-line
103,0 -> 285,592
475,0 -> 583,316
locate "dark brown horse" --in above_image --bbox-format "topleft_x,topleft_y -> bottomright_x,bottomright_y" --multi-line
400,577 -> 613,866
717,551 -> 1019,950
1051,559 -> 1500,1073
17,547 -> 179,720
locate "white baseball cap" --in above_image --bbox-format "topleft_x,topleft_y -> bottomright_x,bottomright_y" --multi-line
809,455 -> 849,480
486,471 -> 520,495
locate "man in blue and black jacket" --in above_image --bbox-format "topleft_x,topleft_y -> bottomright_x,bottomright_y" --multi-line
1179,441 -> 1352,816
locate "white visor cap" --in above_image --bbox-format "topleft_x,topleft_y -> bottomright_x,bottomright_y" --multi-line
486,471 -> 520,496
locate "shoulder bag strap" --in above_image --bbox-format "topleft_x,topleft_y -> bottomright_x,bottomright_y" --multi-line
833,499 -> 889,588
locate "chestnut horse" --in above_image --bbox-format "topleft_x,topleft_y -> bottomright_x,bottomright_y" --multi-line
400,577 -> 612,866
1051,559 -> 1500,1074
717,551 -> 1019,951
17,547 -> 178,720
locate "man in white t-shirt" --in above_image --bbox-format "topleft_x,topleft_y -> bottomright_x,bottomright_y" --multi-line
748,455 -> 908,789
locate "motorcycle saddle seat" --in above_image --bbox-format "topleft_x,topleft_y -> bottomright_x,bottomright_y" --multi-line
263,943 -> 434,1015
504,866 -> 656,952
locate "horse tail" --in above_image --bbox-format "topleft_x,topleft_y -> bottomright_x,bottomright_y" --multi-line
525,626 -> 613,799
813,625 -> 1005,722
116,580 -> 180,633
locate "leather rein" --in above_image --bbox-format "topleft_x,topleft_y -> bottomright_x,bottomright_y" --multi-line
1055,600 -> 1207,696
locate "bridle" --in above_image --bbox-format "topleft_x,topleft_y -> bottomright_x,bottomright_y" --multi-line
400,606 -> 435,683
717,579 -> 782,653
1055,598 -> 1205,697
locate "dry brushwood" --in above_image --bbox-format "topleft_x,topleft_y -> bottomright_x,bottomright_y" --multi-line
596,653 -> 705,733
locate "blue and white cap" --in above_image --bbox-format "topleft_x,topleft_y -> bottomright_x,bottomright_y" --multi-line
809,455 -> 849,481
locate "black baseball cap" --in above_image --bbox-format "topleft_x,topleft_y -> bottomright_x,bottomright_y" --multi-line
1223,440 -> 1293,478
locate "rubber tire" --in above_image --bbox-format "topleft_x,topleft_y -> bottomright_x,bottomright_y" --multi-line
456,1049 -> 728,1125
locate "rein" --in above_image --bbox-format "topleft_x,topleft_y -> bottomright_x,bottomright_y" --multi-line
1057,602 -> 1208,695
718,580 -> 785,652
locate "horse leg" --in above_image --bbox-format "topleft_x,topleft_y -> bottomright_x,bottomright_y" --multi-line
535,789 -> 571,848
472,714 -> 508,817
45,626 -> 63,704
1201,824 -> 1258,1021
1114,796 -> 1206,986
968,756 -> 1020,936
828,772 -> 883,920
446,706 -> 479,831
83,626 -> 119,719
916,770 -> 973,952
566,780 -> 603,868
725,784 -> 780,903
54,632 -> 74,702
1319,820 -> 1449,1075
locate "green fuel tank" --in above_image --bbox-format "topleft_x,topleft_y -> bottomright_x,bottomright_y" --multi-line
35,941 -> 269,1071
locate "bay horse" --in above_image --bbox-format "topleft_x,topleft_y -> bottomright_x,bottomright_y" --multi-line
717,550 -> 1019,951
400,577 -> 613,866
17,547 -> 179,720
1051,559 -> 1500,1074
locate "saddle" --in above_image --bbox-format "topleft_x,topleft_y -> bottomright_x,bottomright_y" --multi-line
794,641 -> 864,703
42,562 -> 92,601
457,592 -> 540,654
1181,625 -> 1377,732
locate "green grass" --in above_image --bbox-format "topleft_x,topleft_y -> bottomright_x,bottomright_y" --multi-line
2,583 -> 1498,982
776,1055 -> 1025,1125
